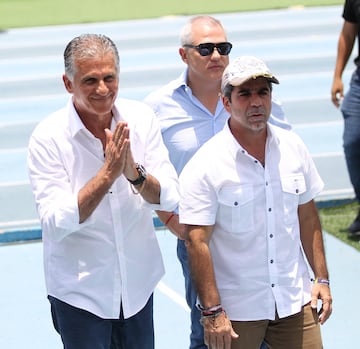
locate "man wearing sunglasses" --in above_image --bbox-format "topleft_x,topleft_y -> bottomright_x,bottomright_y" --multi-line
182,42 -> 233,57
144,16 -> 291,349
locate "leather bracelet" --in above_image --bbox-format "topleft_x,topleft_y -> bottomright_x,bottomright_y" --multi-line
199,304 -> 223,316
199,305 -> 225,326
201,306 -> 224,317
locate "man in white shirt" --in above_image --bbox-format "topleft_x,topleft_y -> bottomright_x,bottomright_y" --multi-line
144,16 -> 290,349
27,34 -> 179,349
179,55 -> 332,349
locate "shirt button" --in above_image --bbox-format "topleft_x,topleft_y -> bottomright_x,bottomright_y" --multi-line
268,207 -> 272,212
269,234 -> 273,238
271,284 -> 275,287
270,259 -> 274,264
234,201 -> 238,206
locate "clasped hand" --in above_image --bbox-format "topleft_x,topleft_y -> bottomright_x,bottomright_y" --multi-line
104,121 -> 136,180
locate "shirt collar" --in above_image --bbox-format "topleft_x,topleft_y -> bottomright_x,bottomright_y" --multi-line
68,98 -> 121,138
223,120 -> 280,157
222,120 -> 242,156
176,68 -> 225,117
266,123 -> 281,147
68,99 -> 84,138
171,69 -> 188,91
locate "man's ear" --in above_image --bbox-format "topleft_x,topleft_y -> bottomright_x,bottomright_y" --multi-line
179,47 -> 188,64
222,95 -> 231,112
62,74 -> 73,93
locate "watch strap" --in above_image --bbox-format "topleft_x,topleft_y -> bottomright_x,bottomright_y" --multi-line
127,163 -> 147,185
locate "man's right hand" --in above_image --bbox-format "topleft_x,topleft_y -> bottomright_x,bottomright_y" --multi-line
202,311 -> 239,349
104,121 -> 130,181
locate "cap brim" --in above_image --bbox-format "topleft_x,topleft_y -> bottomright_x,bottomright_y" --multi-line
229,73 -> 279,86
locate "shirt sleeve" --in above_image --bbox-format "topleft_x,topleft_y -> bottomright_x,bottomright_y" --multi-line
137,105 -> 180,212
27,129 -> 93,242
343,0 -> 357,23
179,150 -> 218,226
295,135 -> 325,205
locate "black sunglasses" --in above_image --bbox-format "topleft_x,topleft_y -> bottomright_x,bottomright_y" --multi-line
183,42 -> 232,56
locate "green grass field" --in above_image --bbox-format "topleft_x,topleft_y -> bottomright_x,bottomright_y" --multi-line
0,0 -> 343,29
319,201 -> 360,251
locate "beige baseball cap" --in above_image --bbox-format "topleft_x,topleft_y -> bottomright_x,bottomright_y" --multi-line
221,55 -> 279,94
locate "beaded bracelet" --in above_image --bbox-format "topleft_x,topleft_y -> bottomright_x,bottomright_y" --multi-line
130,180 -> 145,195
198,304 -> 224,316
200,304 -> 225,325
164,213 -> 176,226
314,277 -> 330,286
201,306 -> 224,318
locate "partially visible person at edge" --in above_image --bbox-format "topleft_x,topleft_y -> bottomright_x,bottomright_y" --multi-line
27,34 -> 179,349
144,15 -> 291,349
331,0 -> 360,239
179,55 -> 333,349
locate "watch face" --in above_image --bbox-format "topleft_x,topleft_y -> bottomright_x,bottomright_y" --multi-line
137,164 -> 147,178
128,163 -> 147,185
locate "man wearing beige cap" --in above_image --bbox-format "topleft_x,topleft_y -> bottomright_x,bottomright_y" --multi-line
179,56 -> 332,349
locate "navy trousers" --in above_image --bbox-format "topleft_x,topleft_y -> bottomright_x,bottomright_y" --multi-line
48,294 -> 154,349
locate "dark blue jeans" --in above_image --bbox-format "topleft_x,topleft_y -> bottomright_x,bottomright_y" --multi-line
177,239 -> 268,349
48,294 -> 154,349
341,68 -> 360,203
177,239 -> 205,349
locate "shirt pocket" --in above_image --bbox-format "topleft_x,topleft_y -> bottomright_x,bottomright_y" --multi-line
280,174 -> 306,224
217,185 -> 254,234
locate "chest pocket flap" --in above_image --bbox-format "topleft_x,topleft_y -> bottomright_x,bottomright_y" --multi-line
281,174 -> 306,195
217,185 -> 254,234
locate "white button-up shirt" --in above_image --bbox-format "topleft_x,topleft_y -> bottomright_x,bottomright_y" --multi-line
179,122 -> 324,321
28,98 -> 179,319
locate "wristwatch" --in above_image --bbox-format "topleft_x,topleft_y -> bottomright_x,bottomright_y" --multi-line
127,163 -> 147,185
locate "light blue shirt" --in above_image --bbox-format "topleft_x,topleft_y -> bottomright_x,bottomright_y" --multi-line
144,70 -> 291,178
144,70 -> 229,175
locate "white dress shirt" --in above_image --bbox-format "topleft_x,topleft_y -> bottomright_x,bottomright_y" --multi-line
27,98 -> 179,319
179,122 -> 324,321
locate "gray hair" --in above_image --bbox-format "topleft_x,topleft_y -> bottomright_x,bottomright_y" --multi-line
179,15 -> 226,46
64,34 -> 120,80
223,84 -> 234,101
